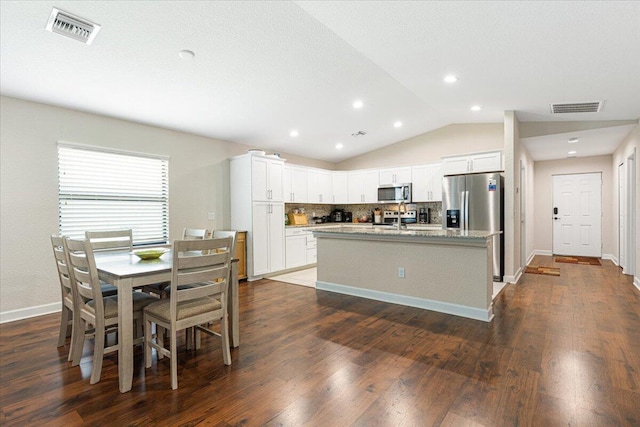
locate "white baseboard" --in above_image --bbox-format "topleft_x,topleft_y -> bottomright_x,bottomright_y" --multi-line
634,276 -> 640,292
504,266 -> 522,285
316,281 -> 493,322
602,253 -> 616,264
0,302 -> 60,324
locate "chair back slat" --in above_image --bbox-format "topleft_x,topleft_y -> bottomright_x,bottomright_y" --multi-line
85,229 -> 133,252
64,238 -> 104,307
51,235 -> 74,300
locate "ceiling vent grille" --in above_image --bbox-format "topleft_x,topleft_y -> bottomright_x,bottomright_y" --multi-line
550,101 -> 603,114
46,8 -> 101,45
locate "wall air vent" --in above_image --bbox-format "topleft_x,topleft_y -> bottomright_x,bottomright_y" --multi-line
46,8 -> 101,45
550,101 -> 603,114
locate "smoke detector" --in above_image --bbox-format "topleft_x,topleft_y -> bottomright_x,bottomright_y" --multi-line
46,8 -> 101,45
550,101 -> 603,114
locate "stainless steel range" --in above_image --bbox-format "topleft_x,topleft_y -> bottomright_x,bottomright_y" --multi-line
383,210 -> 417,225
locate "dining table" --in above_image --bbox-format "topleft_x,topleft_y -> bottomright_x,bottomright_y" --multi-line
94,249 -> 240,393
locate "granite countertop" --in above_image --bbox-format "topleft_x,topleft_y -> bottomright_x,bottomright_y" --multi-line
312,225 -> 500,240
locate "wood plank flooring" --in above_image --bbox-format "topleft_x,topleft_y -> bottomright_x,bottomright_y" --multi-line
1,255 -> 639,426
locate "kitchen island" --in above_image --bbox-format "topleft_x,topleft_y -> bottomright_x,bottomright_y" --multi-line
313,226 -> 499,322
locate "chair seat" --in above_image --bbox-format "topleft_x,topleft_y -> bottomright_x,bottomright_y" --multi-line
144,296 -> 222,322
100,281 -> 118,297
86,292 -> 157,319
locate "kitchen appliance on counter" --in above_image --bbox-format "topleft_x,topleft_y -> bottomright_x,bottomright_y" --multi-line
344,212 -> 353,223
378,183 -> 412,203
418,208 -> 430,224
330,209 -> 345,222
442,172 -> 504,281
382,210 -> 417,225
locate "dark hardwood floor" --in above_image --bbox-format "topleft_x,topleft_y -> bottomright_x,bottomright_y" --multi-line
1,255 -> 639,426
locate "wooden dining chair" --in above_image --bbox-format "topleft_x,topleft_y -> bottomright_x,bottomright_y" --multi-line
85,229 -> 133,252
182,228 -> 209,240
51,235 -> 77,359
144,237 -> 233,389
64,237 -> 157,384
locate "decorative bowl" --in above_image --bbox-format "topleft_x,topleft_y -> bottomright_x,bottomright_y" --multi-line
132,248 -> 167,260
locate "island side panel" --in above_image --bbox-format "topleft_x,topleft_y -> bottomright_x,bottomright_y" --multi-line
316,236 -> 493,320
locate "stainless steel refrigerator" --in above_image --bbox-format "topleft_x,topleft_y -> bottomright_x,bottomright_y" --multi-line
442,172 -> 504,281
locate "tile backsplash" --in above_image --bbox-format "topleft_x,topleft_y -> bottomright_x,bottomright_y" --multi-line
285,202 -> 442,224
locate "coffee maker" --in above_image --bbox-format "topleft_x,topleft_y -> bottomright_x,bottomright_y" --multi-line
330,209 -> 345,222
419,208 -> 430,224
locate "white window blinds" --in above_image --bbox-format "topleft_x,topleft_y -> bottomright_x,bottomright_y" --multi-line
58,143 -> 169,245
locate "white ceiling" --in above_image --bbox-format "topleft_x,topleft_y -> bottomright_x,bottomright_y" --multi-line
1,1 -> 639,163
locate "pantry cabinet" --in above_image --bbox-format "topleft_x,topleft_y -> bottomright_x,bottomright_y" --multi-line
230,153 -> 286,280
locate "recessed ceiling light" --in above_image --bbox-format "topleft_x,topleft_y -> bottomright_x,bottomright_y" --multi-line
353,100 -> 364,109
568,150 -> 577,155
393,121 -> 403,128
568,137 -> 579,143
178,50 -> 195,60
443,75 -> 458,83
335,143 -> 344,149
470,105 -> 482,112
289,130 -> 299,138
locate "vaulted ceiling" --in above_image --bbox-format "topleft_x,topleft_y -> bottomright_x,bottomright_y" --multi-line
1,1 -> 638,162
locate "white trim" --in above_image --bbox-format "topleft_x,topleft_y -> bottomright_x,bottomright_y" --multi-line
316,280 -> 493,322
505,266 -> 522,284
634,276 -> 640,292
533,249 -> 553,257
0,302 -> 60,324
602,253 -> 616,263
526,251 -> 537,265
57,140 -> 169,160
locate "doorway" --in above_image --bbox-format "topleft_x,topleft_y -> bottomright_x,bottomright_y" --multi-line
552,172 -> 602,257
620,151 -> 636,276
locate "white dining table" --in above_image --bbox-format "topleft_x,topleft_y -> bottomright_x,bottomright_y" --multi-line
94,250 -> 240,393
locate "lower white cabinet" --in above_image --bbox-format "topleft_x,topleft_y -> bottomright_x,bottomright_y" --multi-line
252,202 -> 285,276
285,228 -> 317,268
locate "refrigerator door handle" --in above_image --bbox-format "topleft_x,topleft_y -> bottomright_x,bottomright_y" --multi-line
463,191 -> 469,230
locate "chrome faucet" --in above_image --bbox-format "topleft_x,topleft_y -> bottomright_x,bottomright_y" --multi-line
397,201 -> 406,230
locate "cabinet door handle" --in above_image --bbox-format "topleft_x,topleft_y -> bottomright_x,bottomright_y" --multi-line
292,192 -> 294,201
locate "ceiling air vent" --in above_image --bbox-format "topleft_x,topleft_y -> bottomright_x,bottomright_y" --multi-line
550,101 -> 603,114
351,131 -> 367,137
46,8 -> 101,45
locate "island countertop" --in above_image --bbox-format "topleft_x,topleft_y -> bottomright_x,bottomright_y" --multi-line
312,225 -> 500,246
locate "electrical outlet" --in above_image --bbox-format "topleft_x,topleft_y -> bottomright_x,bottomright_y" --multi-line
208,212 -> 216,221
398,267 -> 405,279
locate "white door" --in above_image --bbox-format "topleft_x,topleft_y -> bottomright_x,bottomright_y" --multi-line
552,173 -> 602,257
268,203 -> 285,272
252,202 -> 270,276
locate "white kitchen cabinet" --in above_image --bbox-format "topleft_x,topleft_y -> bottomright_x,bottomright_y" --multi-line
307,169 -> 332,204
306,232 -> 317,264
332,171 -> 349,204
283,164 -> 308,203
230,154 -> 286,280
348,169 -> 379,203
442,151 -> 503,175
252,202 -> 285,276
411,162 -> 443,202
251,156 -> 284,202
285,228 -> 308,269
379,166 -> 412,185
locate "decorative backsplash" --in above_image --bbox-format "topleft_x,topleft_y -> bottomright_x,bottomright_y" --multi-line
285,202 -> 442,224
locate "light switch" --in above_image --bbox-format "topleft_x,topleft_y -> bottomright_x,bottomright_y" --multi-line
208,212 -> 216,221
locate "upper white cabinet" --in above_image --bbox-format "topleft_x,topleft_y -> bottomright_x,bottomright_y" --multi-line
283,164 -> 308,203
332,171 -> 349,204
442,151 -> 503,175
379,166 -> 412,185
348,169 -> 379,203
307,169 -> 332,204
251,156 -> 284,201
411,163 -> 443,202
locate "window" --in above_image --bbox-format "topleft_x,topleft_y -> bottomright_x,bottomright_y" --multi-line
58,143 -> 169,245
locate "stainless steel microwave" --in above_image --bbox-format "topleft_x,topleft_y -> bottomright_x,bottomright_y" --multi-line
377,183 -> 412,203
